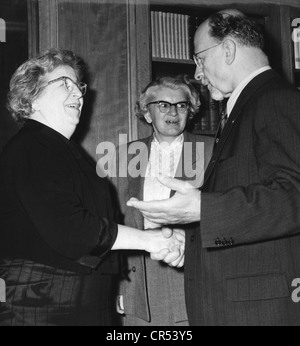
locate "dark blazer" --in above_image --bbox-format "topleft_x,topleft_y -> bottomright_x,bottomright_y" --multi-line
113,131 -> 214,322
0,120 -> 120,325
185,69 -> 300,326
0,120 -> 118,274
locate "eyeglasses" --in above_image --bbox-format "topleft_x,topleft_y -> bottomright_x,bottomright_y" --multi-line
146,101 -> 189,114
46,76 -> 87,96
193,42 -> 223,67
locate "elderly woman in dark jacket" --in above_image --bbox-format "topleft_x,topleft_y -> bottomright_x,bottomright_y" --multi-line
0,49 -> 184,326
114,75 -> 214,326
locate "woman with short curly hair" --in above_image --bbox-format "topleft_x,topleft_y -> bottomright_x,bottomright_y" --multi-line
0,49 -> 184,326
7,49 -> 83,123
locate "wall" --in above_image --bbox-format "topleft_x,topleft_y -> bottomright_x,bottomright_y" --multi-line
38,0 -> 130,160
0,0 -> 28,154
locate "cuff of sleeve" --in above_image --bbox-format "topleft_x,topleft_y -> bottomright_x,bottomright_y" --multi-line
75,221 -> 118,269
90,219 -> 118,258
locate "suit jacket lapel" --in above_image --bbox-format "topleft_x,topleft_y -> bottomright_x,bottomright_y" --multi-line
171,131 -> 203,197
203,69 -> 277,188
128,135 -> 153,229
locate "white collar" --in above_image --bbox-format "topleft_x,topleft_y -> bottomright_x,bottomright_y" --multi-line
227,66 -> 271,116
152,133 -> 184,149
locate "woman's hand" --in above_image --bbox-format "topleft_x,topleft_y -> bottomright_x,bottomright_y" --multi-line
113,225 -> 185,268
145,228 -> 185,268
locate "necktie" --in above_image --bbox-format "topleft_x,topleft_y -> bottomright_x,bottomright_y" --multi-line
214,99 -> 228,149
220,107 -> 228,132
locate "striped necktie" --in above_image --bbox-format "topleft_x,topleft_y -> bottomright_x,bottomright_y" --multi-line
214,99 -> 228,149
220,107 -> 228,132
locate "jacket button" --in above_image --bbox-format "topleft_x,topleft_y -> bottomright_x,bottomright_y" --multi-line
215,238 -> 222,246
229,238 -> 235,245
222,238 -> 228,246
132,266 -> 136,272
190,235 -> 195,242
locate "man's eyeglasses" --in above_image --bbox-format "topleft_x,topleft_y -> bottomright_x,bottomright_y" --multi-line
46,76 -> 87,96
146,101 -> 189,114
193,42 -> 223,67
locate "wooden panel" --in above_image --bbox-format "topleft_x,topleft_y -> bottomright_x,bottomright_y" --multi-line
27,0 -> 39,58
38,0 -> 59,51
0,0 -> 28,153
52,0 -> 130,159
134,0 -> 153,140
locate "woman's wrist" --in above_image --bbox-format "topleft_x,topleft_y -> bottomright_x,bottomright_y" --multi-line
141,229 -> 162,253
112,225 -> 162,251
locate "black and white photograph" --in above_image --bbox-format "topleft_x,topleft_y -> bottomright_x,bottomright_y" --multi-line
0,0 -> 300,330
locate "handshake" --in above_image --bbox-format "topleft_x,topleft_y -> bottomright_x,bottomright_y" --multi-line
144,228 -> 185,268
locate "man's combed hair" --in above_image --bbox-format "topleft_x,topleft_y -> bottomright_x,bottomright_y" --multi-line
209,12 -> 265,49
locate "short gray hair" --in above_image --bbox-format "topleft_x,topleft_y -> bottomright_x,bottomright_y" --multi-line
7,48 -> 84,123
136,75 -> 201,124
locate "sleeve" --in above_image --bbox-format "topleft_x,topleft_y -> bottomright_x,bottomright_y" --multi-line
10,140 -> 118,261
201,87 -> 300,248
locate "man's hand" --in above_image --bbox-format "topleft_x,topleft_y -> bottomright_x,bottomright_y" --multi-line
150,228 -> 185,267
127,176 -> 201,224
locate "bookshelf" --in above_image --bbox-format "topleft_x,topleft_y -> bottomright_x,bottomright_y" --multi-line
150,5 -> 216,135
134,0 -> 300,138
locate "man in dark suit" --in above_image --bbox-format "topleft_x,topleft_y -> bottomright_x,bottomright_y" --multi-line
127,9 -> 300,325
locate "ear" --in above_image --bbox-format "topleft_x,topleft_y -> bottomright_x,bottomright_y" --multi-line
222,39 -> 236,65
144,111 -> 152,124
31,100 -> 40,112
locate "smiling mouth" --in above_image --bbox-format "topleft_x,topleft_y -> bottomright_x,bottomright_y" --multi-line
166,120 -> 179,125
66,104 -> 80,110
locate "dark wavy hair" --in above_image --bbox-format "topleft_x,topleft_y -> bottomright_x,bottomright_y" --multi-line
135,74 -> 200,125
7,48 -> 84,123
208,12 -> 265,49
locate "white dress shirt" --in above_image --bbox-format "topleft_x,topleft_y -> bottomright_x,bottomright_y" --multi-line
227,66 -> 272,117
143,134 -> 184,229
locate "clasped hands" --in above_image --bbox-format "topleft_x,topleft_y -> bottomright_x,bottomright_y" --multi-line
127,176 -> 201,268
145,227 -> 185,268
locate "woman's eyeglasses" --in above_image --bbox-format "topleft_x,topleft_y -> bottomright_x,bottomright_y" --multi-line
147,101 -> 189,114
46,76 -> 87,96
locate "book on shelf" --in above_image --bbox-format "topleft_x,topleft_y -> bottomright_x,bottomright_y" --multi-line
158,12 -> 164,58
183,14 -> 189,60
162,12 -> 167,58
209,97 -> 220,131
189,16 -> 202,58
177,13 -> 182,59
151,11 -> 156,58
170,13 -> 175,59
192,83 -> 221,132
199,84 -> 210,131
151,10 -> 192,61
173,13 -> 179,59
